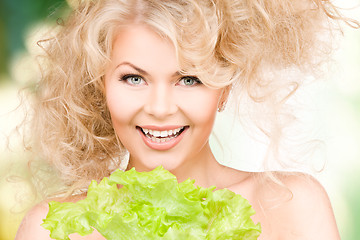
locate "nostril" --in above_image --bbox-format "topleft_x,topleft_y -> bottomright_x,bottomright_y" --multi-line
144,90 -> 177,118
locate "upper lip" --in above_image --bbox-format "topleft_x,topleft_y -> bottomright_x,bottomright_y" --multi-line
137,125 -> 188,131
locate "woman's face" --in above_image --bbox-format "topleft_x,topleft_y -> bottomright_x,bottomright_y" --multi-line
105,25 -> 224,172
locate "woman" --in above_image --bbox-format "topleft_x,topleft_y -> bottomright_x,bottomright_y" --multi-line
16,0 -> 355,239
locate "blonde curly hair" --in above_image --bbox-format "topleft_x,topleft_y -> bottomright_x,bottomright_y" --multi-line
26,0 -> 357,197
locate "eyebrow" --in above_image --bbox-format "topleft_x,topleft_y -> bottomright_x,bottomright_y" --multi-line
116,62 -> 182,78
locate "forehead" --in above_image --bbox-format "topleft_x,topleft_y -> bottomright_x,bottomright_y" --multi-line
110,25 -> 179,72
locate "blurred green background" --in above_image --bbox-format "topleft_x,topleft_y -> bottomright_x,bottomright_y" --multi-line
0,0 -> 359,240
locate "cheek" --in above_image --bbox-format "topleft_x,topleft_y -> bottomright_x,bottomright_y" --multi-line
183,90 -> 220,118
179,90 -> 221,153
105,86 -> 140,127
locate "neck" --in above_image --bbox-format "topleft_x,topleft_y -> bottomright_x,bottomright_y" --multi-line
127,143 -> 225,188
169,144 -> 224,187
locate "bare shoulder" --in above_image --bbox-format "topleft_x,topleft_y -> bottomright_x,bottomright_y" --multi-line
15,194 -> 105,240
255,172 -> 341,240
15,200 -> 53,240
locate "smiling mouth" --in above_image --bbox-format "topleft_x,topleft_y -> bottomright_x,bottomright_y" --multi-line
137,126 -> 187,143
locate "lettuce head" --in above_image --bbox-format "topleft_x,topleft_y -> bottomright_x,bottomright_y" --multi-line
42,166 -> 261,239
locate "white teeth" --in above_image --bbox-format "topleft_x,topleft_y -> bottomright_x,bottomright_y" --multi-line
141,126 -> 185,141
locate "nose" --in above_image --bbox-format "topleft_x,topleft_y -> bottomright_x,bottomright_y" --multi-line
144,83 -> 177,119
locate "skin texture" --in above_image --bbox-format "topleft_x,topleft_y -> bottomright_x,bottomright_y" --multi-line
15,25 -> 341,240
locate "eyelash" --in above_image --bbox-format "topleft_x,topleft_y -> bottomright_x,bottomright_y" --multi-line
120,74 -> 146,85
178,76 -> 202,86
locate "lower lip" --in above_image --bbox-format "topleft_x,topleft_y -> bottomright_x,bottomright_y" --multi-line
137,127 -> 188,151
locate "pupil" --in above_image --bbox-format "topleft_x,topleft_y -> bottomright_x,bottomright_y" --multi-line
185,78 -> 194,85
131,77 -> 140,84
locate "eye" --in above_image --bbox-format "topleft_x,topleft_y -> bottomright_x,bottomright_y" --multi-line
178,76 -> 202,86
119,74 -> 146,85
120,74 -> 146,86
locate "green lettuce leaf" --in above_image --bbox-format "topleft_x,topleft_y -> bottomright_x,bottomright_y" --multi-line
42,166 -> 261,239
